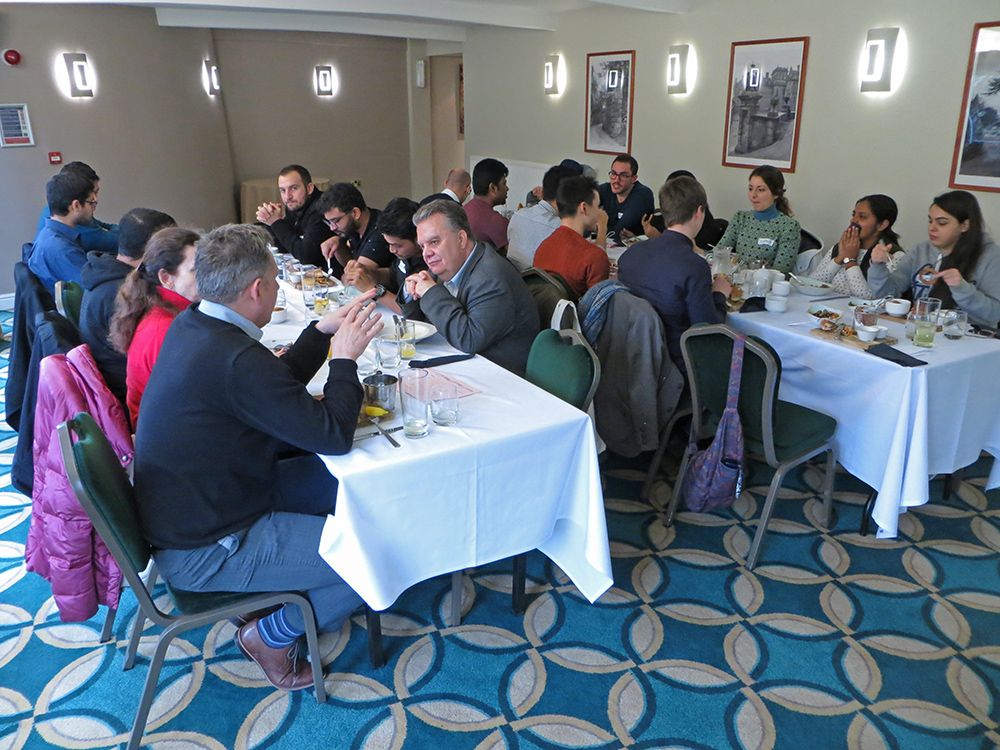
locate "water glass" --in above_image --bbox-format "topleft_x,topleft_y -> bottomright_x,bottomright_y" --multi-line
941,310 -> 968,340
399,369 -> 430,438
399,320 -> 417,360
712,247 -> 733,276
301,272 -> 316,306
431,382 -> 459,426
853,304 -> 878,328
375,336 -> 401,370
313,289 -> 330,315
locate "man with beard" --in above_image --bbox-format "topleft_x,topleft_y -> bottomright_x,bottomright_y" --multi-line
317,182 -> 394,285
255,164 -> 333,267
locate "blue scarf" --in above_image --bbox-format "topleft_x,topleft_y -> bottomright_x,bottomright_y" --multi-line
753,205 -> 780,222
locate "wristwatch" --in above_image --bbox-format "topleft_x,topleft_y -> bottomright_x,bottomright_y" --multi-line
373,284 -> 386,297
841,257 -> 858,267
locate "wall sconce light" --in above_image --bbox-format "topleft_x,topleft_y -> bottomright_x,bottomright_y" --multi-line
860,27 -> 900,92
543,55 -> 559,95
203,60 -> 221,96
745,63 -> 761,92
415,59 -> 426,89
63,52 -> 94,97
666,44 -> 691,95
314,65 -> 339,97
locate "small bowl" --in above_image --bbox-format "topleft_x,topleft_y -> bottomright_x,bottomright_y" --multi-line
885,299 -> 911,317
791,275 -> 834,296
856,324 -> 879,342
764,294 -> 788,312
808,304 -> 844,326
270,306 -> 287,324
874,325 -> 888,340
771,280 -> 791,296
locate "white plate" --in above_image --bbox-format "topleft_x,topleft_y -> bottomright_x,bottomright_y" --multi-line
379,321 -> 438,343
791,275 -> 834,296
808,304 -> 845,326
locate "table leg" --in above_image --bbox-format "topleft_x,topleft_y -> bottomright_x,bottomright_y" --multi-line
859,488 -> 877,536
943,469 -> 965,502
451,571 -> 463,627
512,553 -> 527,614
366,607 -> 384,669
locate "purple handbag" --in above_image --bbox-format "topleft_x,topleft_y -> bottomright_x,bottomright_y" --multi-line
681,334 -> 746,512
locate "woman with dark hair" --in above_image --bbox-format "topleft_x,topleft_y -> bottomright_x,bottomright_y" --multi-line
869,190 -> 1000,327
110,227 -> 201,426
810,194 -> 904,297
716,164 -> 801,273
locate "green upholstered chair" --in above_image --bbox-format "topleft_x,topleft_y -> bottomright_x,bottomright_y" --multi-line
666,324 -> 838,569
54,280 -> 84,329
58,413 -> 327,750
521,267 -> 575,327
525,328 -> 601,412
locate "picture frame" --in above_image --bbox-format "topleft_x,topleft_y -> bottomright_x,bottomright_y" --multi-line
585,50 -> 635,155
722,37 -> 809,171
950,21 -> 1000,193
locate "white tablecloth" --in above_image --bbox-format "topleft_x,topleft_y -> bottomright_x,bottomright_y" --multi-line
261,284 -> 613,611
728,293 -> 1000,537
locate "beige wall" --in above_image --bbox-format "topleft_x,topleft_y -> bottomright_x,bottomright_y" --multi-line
430,55 -> 465,190
462,0 -> 1000,253
0,4 -> 235,293
213,28 -> 411,211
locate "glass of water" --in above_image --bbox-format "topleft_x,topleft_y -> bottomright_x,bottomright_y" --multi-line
941,310 -> 968,340
430,382 -> 459,426
399,369 -> 430,438
375,336 -> 401,370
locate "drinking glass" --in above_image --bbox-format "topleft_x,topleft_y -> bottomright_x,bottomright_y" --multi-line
853,304 -> 878,328
941,310 -> 968,340
313,288 -> 330,315
912,298 -> 942,348
431,382 -> 459,426
375,336 -> 401,370
399,369 -> 430,438
712,246 -> 733,276
750,276 -> 770,298
399,320 -> 417,360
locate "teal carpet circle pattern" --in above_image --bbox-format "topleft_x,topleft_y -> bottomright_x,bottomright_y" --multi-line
1,310 -> 999,749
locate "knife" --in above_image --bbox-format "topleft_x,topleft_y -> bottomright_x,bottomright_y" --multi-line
409,353 -> 475,368
354,426 -> 402,443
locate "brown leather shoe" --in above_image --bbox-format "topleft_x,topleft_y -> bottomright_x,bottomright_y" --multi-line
236,619 -> 315,691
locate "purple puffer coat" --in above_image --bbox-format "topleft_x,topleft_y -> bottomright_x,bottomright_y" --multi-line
25,344 -> 134,622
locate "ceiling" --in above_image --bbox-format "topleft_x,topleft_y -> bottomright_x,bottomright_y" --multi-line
128,0 -> 693,43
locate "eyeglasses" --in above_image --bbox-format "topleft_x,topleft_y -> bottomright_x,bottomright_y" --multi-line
325,212 -> 348,228
85,199 -> 99,207
608,170 -> 633,180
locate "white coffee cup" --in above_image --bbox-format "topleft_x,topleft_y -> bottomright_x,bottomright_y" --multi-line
771,280 -> 791,296
764,294 -> 788,313
769,269 -> 785,284
270,306 -> 287,324
885,298 -> 911,317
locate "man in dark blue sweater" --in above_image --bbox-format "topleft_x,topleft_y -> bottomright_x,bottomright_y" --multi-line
134,224 -> 382,691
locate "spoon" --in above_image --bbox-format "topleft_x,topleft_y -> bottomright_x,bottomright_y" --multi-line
370,416 -> 401,448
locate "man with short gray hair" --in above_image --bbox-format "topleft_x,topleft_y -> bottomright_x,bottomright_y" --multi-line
134,223 -> 382,692
406,199 -> 538,375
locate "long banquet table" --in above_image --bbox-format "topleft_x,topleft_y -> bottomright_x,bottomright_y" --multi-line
727,291 -> 1000,537
262,283 -> 613,612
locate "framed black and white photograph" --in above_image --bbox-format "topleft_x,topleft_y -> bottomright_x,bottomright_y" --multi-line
585,50 -> 635,155
950,21 -> 1000,193
722,37 -> 808,171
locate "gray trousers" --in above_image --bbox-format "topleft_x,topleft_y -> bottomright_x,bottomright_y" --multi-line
155,511 -> 364,634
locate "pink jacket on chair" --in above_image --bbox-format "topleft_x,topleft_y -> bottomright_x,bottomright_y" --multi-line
26,344 -> 134,622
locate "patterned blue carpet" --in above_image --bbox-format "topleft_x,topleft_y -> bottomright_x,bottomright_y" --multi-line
1,308 -> 998,749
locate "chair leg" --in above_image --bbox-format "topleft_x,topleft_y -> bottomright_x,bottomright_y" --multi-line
100,608 -> 117,643
943,468 -> 965,501
512,553 -> 527,615
822,447 -> 837,529
366,607 -> 384,669
859,489 -> 878,537
641,408 -> 689,500
451,571 -> 463,627
664,448 -> 693,527
297,601 -> 326,704
126,626 -> 178,750
124,565 -> 159,671
746,465 -> 791,570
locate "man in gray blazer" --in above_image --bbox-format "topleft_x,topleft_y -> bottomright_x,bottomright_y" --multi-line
406,199 -> 539,376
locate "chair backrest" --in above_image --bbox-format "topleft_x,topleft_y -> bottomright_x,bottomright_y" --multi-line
794,248 -> 823,276
551,298 -> 582,332
521,267 -> 572,326
526,328 -> 601,411
799,228 -> 823,254
57,413 -> 156,614
681,323 -> 781,466
57,280 -> 84,328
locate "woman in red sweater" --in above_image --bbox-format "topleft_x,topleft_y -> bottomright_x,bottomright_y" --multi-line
110,227 -> 201,427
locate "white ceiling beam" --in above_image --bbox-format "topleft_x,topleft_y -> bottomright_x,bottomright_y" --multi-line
155,7 -> 468,41
589,0 -> 691,12
151,0 -> 557,30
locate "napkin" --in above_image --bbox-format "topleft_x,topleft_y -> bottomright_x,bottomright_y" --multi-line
737,297 -> 767,313
866,343 -> 927,367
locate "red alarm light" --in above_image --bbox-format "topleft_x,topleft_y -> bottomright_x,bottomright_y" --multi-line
3,49 -> 22,66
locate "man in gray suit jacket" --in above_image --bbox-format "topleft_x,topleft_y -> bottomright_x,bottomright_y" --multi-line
406,199 -> 539,376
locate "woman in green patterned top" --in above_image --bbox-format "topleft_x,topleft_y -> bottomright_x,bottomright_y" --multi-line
717,165 -> 800,274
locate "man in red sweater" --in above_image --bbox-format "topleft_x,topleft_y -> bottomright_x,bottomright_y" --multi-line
533,176 -> 610,299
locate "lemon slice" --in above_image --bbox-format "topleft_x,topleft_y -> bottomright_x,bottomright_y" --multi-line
364,406 -> 389,418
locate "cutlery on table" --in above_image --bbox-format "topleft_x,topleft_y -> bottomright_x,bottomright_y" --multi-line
354,426 -> 402,443
370,417 -> 401,448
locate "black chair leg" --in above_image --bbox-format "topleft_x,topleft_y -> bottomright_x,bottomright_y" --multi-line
512,553 -> 527,614
366,607 -> 384,669
943,469 -> 964,501
859,488 -> 877,536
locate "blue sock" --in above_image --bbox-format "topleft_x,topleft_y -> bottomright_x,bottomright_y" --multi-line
257,607 -> 305,648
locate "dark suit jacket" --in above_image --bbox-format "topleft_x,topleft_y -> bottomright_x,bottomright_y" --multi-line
265,189 -> 334,268
418,243 -> 539,376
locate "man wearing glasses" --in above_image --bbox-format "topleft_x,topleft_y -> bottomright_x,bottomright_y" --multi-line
27,171 -> 98,294
317,183 -> 394,286
598,154 -> 655,241
255,164 -> 333,268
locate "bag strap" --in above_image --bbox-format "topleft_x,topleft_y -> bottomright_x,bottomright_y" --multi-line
725,334 -> 747,411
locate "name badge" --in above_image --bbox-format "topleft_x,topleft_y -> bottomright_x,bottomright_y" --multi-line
758,238 -> 776,248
